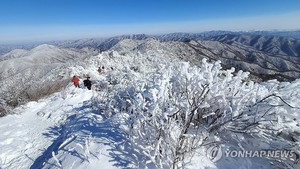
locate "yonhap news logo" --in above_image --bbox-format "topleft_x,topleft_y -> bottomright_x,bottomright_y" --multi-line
206,144 -> 297,162
206,144 -> 222,162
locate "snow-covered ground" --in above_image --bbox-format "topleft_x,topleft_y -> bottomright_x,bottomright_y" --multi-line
0,87 -> 111,169
0,50 -> 299,169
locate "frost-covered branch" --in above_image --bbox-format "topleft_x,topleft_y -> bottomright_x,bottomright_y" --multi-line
101,57 -> 300,168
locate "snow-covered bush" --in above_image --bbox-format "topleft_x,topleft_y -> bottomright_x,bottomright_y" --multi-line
83,50 -> 299,168
106,58 -> 299,169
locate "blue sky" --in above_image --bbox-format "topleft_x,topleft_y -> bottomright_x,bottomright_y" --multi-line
0,0 -> 300,43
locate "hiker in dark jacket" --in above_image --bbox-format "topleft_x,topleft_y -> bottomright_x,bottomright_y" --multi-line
83,77 -> 92,90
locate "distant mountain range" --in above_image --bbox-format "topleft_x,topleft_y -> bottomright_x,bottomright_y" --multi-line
50,30 -> 300,51
1,30 -> 300,55
110,38 -> 300,81
2,30 -> 300,82
1,30 -> 300,114
210,34 -> 300,57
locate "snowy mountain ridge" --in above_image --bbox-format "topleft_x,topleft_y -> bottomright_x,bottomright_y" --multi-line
0,49 -> 28,61
210,34 -> 300,57
0,44 -> 98,116
110,38 -> 300,81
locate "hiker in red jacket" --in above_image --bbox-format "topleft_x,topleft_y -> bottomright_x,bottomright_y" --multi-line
72,76 -> 80,87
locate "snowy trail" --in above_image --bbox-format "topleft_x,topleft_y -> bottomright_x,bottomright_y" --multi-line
42,100 -> 139,169
0,86 -> 119,169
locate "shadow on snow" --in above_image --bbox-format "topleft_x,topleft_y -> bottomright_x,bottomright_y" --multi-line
29,99 -> 145,169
